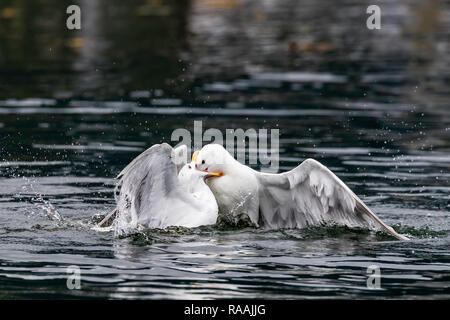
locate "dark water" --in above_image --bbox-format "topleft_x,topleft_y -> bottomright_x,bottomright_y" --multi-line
0,0 -> 449,299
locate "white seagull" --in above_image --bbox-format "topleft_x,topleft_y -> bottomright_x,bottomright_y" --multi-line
102,143 -> 218,234
194,144 -> 408,240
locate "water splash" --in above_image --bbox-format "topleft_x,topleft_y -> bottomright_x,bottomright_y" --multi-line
17,175 -> 63,222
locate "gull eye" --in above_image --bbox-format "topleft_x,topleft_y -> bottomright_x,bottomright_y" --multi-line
202,160 -> 205,164
188,165 -> 191,169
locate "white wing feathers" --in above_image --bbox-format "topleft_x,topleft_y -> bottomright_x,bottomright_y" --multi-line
114,143 -> 202,231
257,158 -> 408,240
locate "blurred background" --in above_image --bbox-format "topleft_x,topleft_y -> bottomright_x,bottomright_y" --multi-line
0,0 -> 448,103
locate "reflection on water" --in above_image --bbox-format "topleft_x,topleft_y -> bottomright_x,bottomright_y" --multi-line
0,0 -> 189,98
0,0 -> 449,299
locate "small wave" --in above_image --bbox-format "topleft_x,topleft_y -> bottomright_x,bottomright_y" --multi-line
276,225 -> 403,241
0,98 -> 57,107
391,224 -> 449,239
32,143 -> 143,152
0,161 -> 70,167
251,72 -> 347,83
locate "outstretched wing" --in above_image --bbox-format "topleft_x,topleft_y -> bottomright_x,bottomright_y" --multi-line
115,143 -> 180,229
256,159 -> 408,240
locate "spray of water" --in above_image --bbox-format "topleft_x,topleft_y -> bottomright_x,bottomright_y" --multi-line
20,175 -> 63,222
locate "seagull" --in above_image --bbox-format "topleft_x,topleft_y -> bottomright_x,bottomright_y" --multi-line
194,144 -> 408,240
99,143 -> 218,233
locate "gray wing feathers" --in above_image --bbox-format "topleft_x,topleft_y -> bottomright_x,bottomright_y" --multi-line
115,143 -> 178,228
257,159 -> 407,240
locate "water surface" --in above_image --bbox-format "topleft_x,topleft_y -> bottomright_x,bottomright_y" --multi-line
0,0 -> 449,299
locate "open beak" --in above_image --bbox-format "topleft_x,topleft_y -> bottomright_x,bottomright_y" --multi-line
191,150 -> 223,179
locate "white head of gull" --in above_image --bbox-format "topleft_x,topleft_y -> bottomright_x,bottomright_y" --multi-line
195,143 -> 408,240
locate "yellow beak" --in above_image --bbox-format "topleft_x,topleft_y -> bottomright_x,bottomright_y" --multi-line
205,171 -> 223,177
